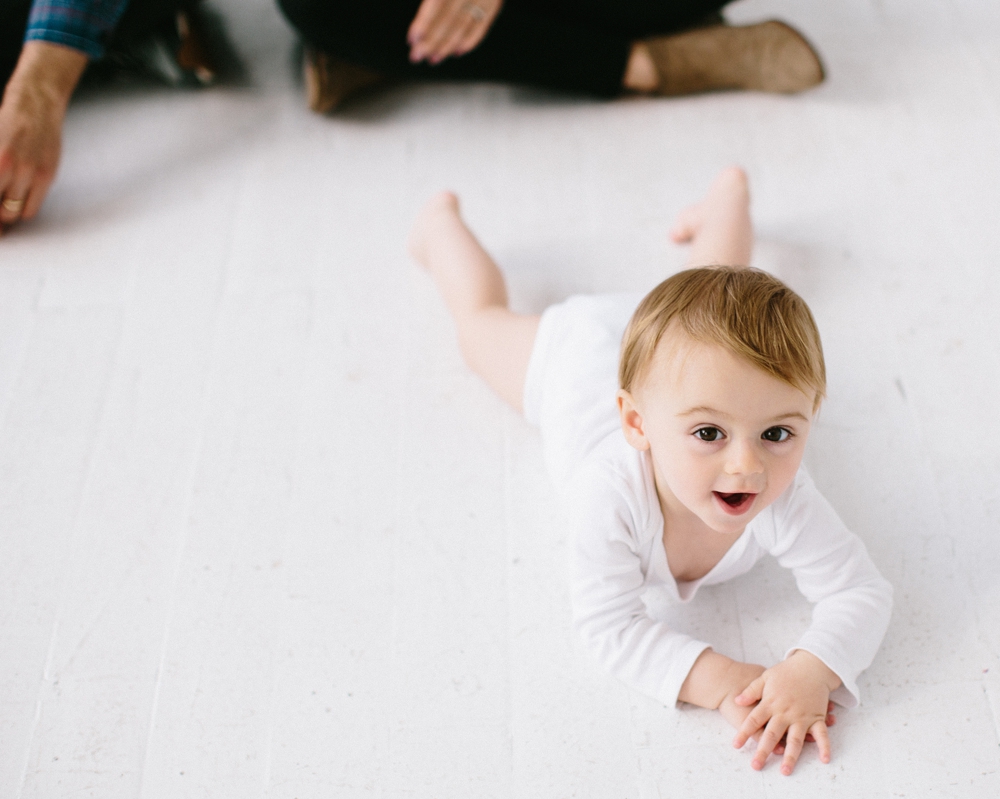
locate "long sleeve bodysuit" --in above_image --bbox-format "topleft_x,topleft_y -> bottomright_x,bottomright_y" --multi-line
567,435 -> 893,707
522,292 -> 893,708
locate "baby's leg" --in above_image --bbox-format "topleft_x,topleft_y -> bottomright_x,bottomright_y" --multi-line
669,166 -> 753,268
408,193 -> 539,413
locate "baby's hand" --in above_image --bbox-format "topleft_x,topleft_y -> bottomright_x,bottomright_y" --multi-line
718,662 -> 834,757
717,662 -> 766,733
731,650 -> 841,775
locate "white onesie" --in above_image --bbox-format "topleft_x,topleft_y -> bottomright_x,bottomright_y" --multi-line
523,293 -> 893,709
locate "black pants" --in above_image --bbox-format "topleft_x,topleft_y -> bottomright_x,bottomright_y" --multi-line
278,0 -> 729,97
1,0 -> 188,88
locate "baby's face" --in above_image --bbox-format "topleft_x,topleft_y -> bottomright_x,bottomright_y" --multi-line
619,332 -> 816,536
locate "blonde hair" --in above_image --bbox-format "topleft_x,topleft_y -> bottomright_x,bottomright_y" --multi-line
619,267 -> 826,408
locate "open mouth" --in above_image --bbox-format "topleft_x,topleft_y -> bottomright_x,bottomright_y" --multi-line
713,491 -> 757,515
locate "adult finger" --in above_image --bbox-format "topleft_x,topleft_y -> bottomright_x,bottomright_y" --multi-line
23,169 -> 54,220
431,14 -> 478,62
809,720 -> 832,764
0,154 -> 12,198
456,20 -> 490,55
423,6 -> 472,62
779,724 -> 807,776
0,168 -> 33,225
408,0 -> 449,44
410,0 -> 463,60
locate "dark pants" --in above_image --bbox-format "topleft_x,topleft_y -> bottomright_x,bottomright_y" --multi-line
1,0 -> 188,88
277,0 -> 729,97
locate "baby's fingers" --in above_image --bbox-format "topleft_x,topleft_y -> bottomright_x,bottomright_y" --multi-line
804,702 -> 837,742
750,721 -> 787,771
732,708 -> 767,750
809,719 -> 832,764
779,725 -> 808,776
734,675 -> 765,707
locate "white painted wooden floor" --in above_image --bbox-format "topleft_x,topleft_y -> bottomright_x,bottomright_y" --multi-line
1,0 -> 998,796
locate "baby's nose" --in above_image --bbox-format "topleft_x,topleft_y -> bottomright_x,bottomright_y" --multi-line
725,440 -> 764,476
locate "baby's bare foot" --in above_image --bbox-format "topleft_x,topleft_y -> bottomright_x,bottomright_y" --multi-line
669,202 -> 704,244
670,166 -> 750,239
670,166 -> 750,244
407,190 -> 461,268
671,166 -> 753,267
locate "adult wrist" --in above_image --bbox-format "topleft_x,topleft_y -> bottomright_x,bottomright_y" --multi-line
5,41 -> 88,110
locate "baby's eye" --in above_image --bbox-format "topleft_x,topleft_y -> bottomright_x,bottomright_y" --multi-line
695,427 -> 724,442
761,426 -> 792,443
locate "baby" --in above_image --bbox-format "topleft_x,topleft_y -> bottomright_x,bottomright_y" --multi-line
408,168 -> 892,776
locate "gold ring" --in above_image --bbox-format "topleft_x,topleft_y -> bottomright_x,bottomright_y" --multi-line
2,197 -> 25,213
464,3 -> 486,21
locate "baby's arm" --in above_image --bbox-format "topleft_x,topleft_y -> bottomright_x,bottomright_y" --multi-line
731,650 -> 841,774
677,649 -> 765,712
736,469 -> 893,774
570,461 -> 835,744
679,650 -> 766,727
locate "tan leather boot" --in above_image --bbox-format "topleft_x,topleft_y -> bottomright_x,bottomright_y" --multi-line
304,48 -> 383,114
646,20 -> 824,96
176,6 -> 217,85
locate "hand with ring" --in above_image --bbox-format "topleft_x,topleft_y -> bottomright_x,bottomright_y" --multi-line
0,192 -> 25,233
407,0 -> 504,65
1,42 -> 87,235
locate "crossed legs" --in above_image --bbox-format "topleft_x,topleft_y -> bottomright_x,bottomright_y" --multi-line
407,166 -> 754,411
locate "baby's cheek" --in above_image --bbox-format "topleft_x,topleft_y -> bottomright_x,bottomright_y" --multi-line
674,469 -> 715,509
764,469 -> 798,507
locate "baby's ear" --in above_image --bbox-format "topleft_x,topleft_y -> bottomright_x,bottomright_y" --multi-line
617,390 -> 650,451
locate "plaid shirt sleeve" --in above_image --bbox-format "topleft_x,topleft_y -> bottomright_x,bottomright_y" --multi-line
24,0 -> 132,60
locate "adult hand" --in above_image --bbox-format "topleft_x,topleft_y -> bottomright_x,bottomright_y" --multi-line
408,0 -> 503,64
0,41 -> 87,234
